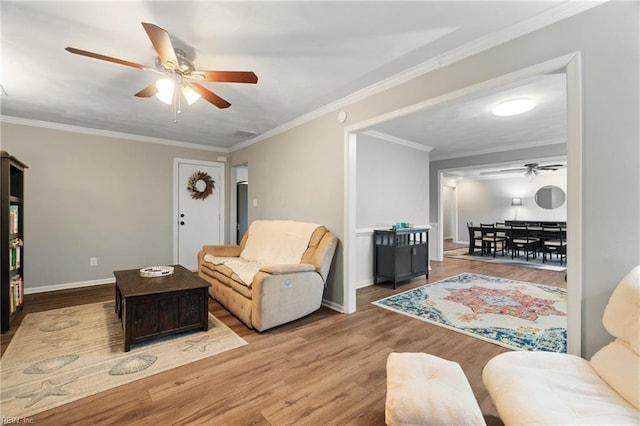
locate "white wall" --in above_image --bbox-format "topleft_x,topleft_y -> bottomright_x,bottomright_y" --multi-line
456,173 -> 566,242
442,186 -> 454,239
356,133 -> 429,228
354,133 -> 430,287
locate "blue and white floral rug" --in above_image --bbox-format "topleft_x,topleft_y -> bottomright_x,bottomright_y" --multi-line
373,273 -> 567,352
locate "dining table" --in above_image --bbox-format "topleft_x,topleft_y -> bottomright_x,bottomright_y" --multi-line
467,224 -> 566,255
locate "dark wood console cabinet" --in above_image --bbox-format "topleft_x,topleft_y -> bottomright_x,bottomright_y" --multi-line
374,228 -> 429,289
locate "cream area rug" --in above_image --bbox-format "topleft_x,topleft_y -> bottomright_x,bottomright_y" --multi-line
1,301 -> 247,418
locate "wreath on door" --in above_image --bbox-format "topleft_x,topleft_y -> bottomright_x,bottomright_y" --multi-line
187,171 -> 215,200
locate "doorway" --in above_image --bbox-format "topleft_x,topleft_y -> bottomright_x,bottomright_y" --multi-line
442,185 -> 457,251
343,53 -> 582,355
237,181 -> 248,242
173,158 -> 225,271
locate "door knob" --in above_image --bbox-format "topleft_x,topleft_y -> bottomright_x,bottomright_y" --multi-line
180,221 -> 185,226
180,213 -> 185,218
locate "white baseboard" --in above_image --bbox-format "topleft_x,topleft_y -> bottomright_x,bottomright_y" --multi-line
356,280 -> 374,289
322,298 -> 345,313
25,278 -> 113,295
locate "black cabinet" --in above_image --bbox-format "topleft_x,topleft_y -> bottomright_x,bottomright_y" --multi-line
374,228 -> 429,289
1,151 -> 27,333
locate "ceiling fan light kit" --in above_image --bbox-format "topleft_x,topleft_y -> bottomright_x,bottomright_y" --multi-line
155,77 -> 176,105
65,22 -> 258,121
492,98 -> 536,116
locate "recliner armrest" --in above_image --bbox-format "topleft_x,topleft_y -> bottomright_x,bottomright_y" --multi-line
260,263 -> 316,275
201,245 -> 242,257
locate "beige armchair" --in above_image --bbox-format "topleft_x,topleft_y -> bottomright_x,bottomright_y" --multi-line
483,265 -> 640,424
198,220 -> 338,331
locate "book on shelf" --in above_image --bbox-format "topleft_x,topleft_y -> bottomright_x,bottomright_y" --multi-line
8,238 -> 23,271
9,205 -> 19,234
9,275 -> 23,313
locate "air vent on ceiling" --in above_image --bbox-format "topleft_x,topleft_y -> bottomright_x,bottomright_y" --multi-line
232,129 -> 260,139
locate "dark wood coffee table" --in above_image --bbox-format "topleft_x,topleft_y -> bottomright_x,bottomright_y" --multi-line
114,265 -> 211,352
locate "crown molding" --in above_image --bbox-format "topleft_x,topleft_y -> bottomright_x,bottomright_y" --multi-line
230,0 -> 605,153
362,130 -> 433,153
430,138 -> 567,162
0,115 -> 229,153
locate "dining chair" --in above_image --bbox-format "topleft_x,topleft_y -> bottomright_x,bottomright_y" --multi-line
541,226 -> 567,265
509,225 -> 539,261
467,223 -> 483,254
480,223 -> 507,257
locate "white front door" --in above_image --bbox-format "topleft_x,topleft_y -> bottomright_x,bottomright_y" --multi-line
175,159 -> 225,271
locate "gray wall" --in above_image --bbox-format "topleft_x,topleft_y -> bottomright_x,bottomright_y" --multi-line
229,115 -> 344,302
356,133 -> 429,229
1,123 -> 227,289
231,2 -> 640,357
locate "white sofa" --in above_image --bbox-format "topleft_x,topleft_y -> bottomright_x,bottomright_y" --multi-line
483,265 -> 640,425
197,220 -> 337,331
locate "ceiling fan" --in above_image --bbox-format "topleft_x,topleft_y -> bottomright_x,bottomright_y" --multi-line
481,163 -> 565,177
65,22 -> 258,115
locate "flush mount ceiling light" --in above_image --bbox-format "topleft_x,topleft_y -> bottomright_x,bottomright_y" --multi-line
492,98 -> 536,116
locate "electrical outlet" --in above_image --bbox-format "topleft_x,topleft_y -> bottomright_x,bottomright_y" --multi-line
90,257 -> 98,267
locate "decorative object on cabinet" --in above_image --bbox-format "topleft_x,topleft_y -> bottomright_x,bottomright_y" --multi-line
1,151 -> 27,333
373,227 -> 429,289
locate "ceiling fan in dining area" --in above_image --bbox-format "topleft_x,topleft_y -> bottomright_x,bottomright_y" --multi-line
481,162 -> 565,178
65,22 -> 258,119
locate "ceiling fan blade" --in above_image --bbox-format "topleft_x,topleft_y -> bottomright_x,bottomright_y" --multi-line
194,71 -> 258,84
134,83 -> 158,98
141,22 -> 179,69
189,83 -> 231,109
65,47 -> 148,70
536,164 -> 565,170
480,168 -> 527,175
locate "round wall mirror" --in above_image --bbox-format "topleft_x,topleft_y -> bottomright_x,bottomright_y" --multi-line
534,185 -> 566,209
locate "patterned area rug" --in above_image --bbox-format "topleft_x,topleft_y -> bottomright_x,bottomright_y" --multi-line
373,273 -> 567,352
445,247 -> 567,272
1,301 -> 247,418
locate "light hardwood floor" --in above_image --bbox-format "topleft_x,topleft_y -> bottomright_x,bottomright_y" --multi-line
1,257 -> 565,425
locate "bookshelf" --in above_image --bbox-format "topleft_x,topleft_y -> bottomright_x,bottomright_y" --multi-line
1,151 -> 27,333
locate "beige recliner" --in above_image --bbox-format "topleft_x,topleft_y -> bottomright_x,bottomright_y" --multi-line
483,265 -> 640,424
198,220 -> 338,332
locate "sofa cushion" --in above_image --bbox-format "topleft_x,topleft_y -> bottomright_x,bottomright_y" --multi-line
602,265 -> 640,354
386,352 -> 484,426
590,339 -> 640,411
240,220 -> 319,265
203,254 -> 261,286
483,351 -> 640,425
